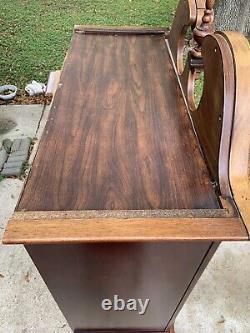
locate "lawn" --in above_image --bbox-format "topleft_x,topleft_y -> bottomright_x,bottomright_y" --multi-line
0,0 -> 178,90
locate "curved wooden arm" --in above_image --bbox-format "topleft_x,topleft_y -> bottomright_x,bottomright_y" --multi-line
179,31 -> 250,233
220,32 -> 250,232
188,33 -> 235,197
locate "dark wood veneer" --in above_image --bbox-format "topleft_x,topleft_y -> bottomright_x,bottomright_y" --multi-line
18,32 -> 218,212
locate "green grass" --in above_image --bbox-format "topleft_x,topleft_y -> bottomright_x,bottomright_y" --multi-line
0,0 -> 177,89
194,72 -> 204,108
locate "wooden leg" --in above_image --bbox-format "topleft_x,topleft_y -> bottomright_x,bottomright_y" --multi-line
167,326 -> 175,333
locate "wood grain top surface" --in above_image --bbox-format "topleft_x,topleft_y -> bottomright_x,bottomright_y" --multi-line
18,32 -> 219,211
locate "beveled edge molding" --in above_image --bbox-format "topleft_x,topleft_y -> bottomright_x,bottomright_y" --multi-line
3,212 -> 248,245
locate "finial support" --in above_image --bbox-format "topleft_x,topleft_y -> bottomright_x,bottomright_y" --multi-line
191,0 -> 216,58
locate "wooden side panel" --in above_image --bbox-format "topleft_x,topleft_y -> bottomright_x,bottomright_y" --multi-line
189,34 -> 236,196
17,32 -> 218,211
221,32 -> 250,234
26,242 -> 212,330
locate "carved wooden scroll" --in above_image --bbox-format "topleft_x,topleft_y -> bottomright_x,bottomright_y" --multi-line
191,0 -> 215,58
168,0 -> 215,75
168,0 -> 216,113
168,0 -> 197,75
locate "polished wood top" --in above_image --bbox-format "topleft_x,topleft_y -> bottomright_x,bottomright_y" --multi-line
18,31 -> 219,211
